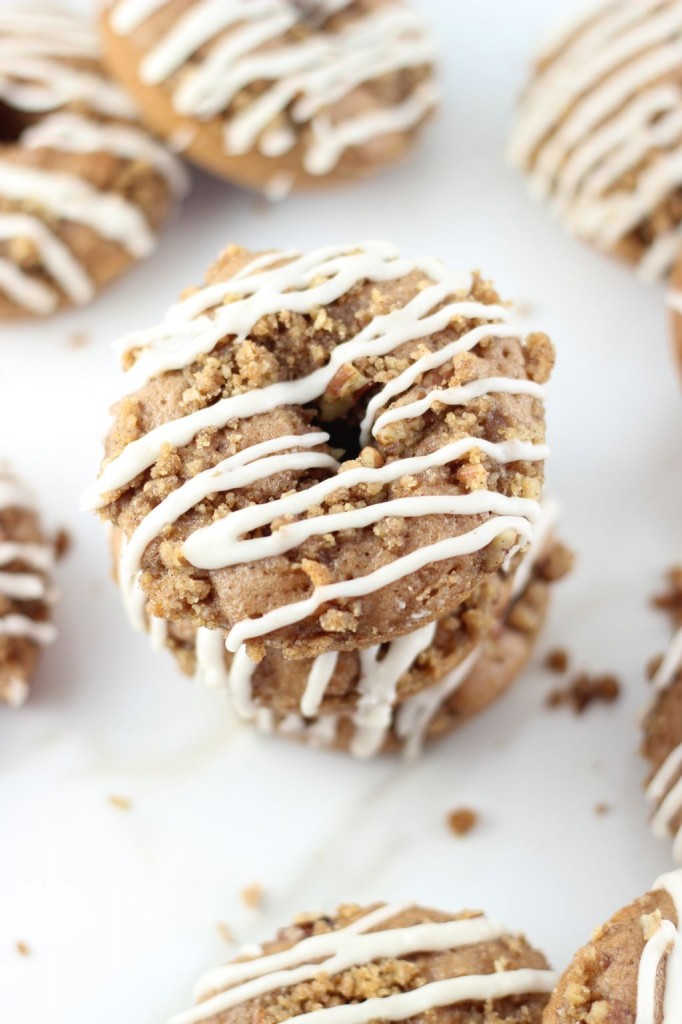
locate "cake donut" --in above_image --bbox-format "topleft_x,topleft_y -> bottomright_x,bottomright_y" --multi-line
543,870 -> 682,1024
642,621 -> 682,861
100,0 -> 438,196
166,901 -> 556,1024
84,241 -> 554,659
0,8 -> 188,319
112,506 -> 571,758
0,463 -> 57,708
509,0 -> 682,280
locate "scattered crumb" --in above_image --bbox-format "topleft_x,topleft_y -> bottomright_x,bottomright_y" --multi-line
544,648 -> 569,674
594,802 -> 611,816
240,883 -> 264,910
216,921 -> 234,944
446,807 -> 479,837
67,329 -> 90,349
652,566 -> 682,627
54,528 -> 71,560
108,794 -> 132,811
547,672 -> 621,714
16,941 -> 30,957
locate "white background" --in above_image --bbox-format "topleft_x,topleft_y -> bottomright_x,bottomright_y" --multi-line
2,1 -> 682,1021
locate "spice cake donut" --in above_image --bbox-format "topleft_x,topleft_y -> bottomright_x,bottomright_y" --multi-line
110,506 -> 571,758
99,0 -> 438,196
0,463 -> 57,708
642,618 -> 682,862
543,869 -> 682,1024
84,241 -> 555,659
509,0 -> 682,280
166,901 -> 557,1024
0,7 -> 188,319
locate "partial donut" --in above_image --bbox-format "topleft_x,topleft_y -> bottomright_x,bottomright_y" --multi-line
0,8 -> 188,318
544,870 -> 682,1024
642,620 -> 682,862
166,901 -> 556,1024
100,0 -> 438,196
84,241 -> 554,658
509,0 -> 682,280
0,463 -> 57,708
112,508 -> 572,758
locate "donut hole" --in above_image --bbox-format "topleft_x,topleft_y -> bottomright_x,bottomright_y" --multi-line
319,414 -> 363,462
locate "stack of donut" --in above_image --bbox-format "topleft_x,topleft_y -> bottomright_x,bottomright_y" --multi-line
86,239 -> 570,757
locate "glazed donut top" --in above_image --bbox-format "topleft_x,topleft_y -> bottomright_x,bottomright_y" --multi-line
105,0 -> 438,182
85,241 -> 552,654
509,0 -> 682,280
167,902 -> 556,1024
0,462 -> 57,707
0,8 -> 188,316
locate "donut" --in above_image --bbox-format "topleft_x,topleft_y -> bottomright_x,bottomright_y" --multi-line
0,8 -> 188,319
509,0 -> 682,280
99,0 -> 438,196
0,463 -> 57,708
111,506 -> 572,757
83,241 -> 554,659
642,622 -> 682,861
166,901 -> 556,1024
544,870 -> 682,1024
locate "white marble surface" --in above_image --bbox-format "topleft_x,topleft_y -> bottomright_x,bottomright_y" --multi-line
1,1 -> 682,1021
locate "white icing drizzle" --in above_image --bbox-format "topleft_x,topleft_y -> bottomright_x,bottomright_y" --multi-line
195,626 -> 230,688
169,903 -> 557,1024
509,0 -> 682,279
24,113 -> 191,198
0,161 -> 155,260
109,0 -> 436,176
300,650 -> 339,717
0,213 -> 95,311
88,242 -> 548,652
646,627 -> 682,861
3,675 -> 30,708
635,870 -> 682,1024
0,10 -> 186,315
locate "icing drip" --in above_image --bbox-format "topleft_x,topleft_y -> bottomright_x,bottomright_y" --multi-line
86,242 -> 547,651
509,0 -> 682,279
168,904 -> 557,1024
109,0 -> 436,175
646,627 -> 682,860
0,11 -> 186,315
635,871 -> 682,1024
0,466 -> 57,653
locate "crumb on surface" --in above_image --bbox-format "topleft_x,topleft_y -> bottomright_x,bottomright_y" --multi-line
547,672 -> 621,714
544,647 -> 569,674
240,883 -> 264,910
67,329 -> 90,349
446,807 -> 479,837
54,528 -> 71,560
652,566 -> 682,627
16,941 -> 30,957
594,802 -> 611,816
217,921 -> 234,944
108,794 -> 132,811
